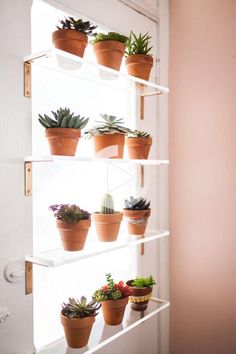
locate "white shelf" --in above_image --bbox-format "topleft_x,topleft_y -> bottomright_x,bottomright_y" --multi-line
25,230 -> 169,267
24,48 -> 169,96
36,297 -> 170,354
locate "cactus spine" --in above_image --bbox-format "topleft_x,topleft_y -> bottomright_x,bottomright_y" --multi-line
100,193 -> 114,214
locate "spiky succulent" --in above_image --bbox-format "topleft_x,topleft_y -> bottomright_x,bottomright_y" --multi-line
123,196 -> 150,210
49,204 -> 90,224
84,114 -> 130,137
100,193 -> 114,214
131,275 -> 156,288
125,31 -> 152,56
38,107 -> 89,130
90,32 -> 128,44
56,17 -> 97,36
61,296 -> 101,319
127,129 -> 151,138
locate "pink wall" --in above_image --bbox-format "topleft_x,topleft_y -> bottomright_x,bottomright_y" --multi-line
169,1 -> 236,353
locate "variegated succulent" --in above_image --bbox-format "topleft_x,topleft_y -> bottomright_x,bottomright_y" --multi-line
84,114 -> 130,137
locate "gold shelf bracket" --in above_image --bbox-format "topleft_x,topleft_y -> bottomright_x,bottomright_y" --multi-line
25,261 -> 33,295
24,61 -> 31,98
24,162 -> 32,196
140,164 -> 144,188
139,91 -> 163,120
141,235 -> 145,256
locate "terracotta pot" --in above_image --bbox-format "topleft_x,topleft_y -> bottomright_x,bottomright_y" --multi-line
126,137 -> 152,159
93,134 -> 125,158
61,313 -> 95,348
93,40 -> 126,71
101,297 -> 128,325
126,280 -> 152,311
125,54 -> 153,81
45,128 -> 81,156
93,212 -> 122,242
122,209 -> 151,235
56,219 -> 91,251
52,29 -> 88,58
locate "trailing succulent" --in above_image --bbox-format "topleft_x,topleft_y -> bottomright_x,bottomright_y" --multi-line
125,31 -> 152,56
49,204 -> 90,224
123,196 -> 150,210
127,129 -> 151,138
90,32 -> 128,44
56,16 -> 97,36
84,114 -> 130,137
100,193 -> 115,214
61,296 -> 101,319
93,273 -> 133,302
131,275 -> 156,288
38,107 -> 89,130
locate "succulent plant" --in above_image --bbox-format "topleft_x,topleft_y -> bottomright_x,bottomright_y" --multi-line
93,273 -> 133,302
127,129 -> 151,138
100,193 -> 114,214
49,204 -> 90,224
84,114 -> 130,137
123,196 -> 150,210
90,32 -> 128,44
131,276 -> 156,288
38,107 -> 89,130
125,31 -> 152,56
61,296 -> 101,319
56,17 -> 97,36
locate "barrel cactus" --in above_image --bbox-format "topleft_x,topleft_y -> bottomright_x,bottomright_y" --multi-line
100,193 -> 114,214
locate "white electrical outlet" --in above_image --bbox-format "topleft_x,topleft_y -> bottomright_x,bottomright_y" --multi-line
0,307 -> 10,323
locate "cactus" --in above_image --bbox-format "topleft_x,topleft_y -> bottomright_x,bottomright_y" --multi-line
61,296 -> 100,319
38,107 -> 89,130
56,17 -> 97,36
127,129 -> 151,138
100,193 -> 114,214
123,196 -> 150,210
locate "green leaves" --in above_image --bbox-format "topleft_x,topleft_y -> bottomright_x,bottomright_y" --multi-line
84,113 -> 130,137
127,129 -> 151,138
126,31 -> 153,56
131,276 -> 156,288
57,16 -> 97,36
124,196 -> 151,210
90,31 -> 128,44
61,296 -> 101,319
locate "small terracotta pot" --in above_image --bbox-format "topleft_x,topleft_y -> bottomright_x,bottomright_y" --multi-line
45,128 -> 81,156
93,212 -> 123,242
93,134 -> 125,158
61,313 -> 95,348
126,280 -> 152,311
101,297 -> 128,325
126,137 -> 152,159
123,209 -> 151,235
125,54 -> 153,81
52,29 -> 88,58
56,219 -> 91,251
93,40 -> 126,71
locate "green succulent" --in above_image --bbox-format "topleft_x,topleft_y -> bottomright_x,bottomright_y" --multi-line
131,276 -> 156,288
100,193 -> 115,214
49,204 -> 90,224
61,296 -> 101,319
56,16 -> 97,36
38,107 -> 89,130
123,196 -> 150,210
125,31 -> 152,56
127,129 -> 151,138
84,114 -> 130,137
90,32 -> 128,44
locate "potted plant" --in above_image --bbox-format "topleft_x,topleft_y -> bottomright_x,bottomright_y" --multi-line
52,17 -> 97,58
49,204 -> 91,251
90,32 -> 128,71
126,275 -> 156,311
38,107 -> 89,156
126,129 -> 152,159
93,273 -> 132,325
125,31 -> 153,81
84,114 -> 130,158
123,196 -> 151,235
61,296 -> 100,348
93,193 -> 123,242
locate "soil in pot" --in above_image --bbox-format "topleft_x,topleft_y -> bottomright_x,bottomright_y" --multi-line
93,134 -> 125,158
125,54 -> 153,81
101,297 -> 128,325
93,212 -> 123,242
61,313 -> 95,348
126,280 -> 152,311
45,128 -> 81,156
93,40 -> 126,71
126,136 -> 152,159
123,209 -> 151,235
52,29 -> 88,58
56,219 -> 91,251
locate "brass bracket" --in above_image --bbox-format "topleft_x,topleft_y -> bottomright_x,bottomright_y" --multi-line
140,91 -> 163,120
25,261 -> 33,295
140,165 -> 144,188
24,61 -> 31,98
24,162 -> 32,196
141,235 -> 145,256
